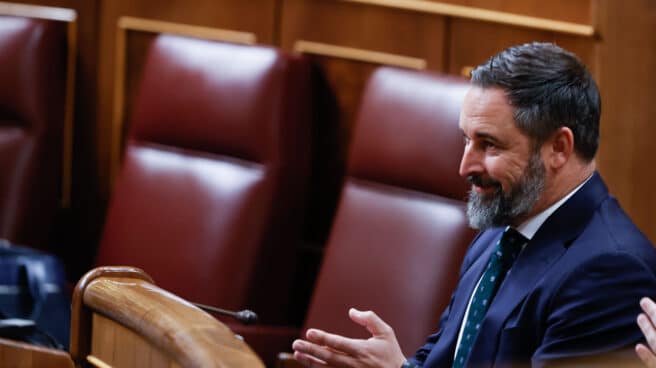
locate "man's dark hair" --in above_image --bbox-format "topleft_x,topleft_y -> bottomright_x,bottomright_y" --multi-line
470,42 -> 600,161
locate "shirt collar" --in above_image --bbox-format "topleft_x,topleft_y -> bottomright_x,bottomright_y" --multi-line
515,174 -> 592,240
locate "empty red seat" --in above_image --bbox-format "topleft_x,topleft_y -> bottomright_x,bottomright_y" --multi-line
300,67 -> 475,355
95,34 -> 312,326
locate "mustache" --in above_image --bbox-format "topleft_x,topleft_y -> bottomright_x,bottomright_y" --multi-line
467,175 -> 501,189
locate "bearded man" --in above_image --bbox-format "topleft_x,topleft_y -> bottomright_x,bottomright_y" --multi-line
292,42 -> 656,367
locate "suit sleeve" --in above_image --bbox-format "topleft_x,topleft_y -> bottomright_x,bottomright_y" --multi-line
532,252 -> 656,367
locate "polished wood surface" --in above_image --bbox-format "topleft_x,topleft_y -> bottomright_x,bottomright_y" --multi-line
71,266 -> 264,368
294,40 -> 427,70
594,0 -> 656,244
341,0 -> 595,35
447,18 -> 596,76
0,338 -> 74,368
429,0 -> 592,24
89,314 -> 179,368
70,266 -> 153,367
281,0 -> 447,71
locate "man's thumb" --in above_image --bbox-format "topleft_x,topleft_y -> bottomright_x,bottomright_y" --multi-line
348,308 -> 391,336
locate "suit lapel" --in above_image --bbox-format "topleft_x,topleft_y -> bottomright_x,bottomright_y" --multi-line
467,172 -> 609,366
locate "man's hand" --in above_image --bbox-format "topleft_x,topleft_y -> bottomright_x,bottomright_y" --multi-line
292,308 -> 407,368
637,297 -> 656,367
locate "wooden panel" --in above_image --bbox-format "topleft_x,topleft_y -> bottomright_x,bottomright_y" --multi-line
70,267 -> 155,367
429,0 -> 593,24
280,0 -> 448,191
0,337 -> 74,368
342,0 -> 594,35
90,312 -> 116,365
90,313 -> 176,368
448,19 -> 596,77
96,0 -> 277,196
71,266 -> 264,368
594,0 -> 656,243
281,0 -> 446,70
310,56 -> 377,162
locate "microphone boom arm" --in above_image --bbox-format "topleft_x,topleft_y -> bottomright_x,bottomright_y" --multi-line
192,302 -> 258,325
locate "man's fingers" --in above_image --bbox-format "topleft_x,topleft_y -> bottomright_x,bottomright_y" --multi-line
348,308 -> 393,337
636,344 -> 656,368
642,298 -> 656,320
305,329 -> 362,356
638,313 -> 656,351
293,350 -> 328,368
293,338 -> 353,367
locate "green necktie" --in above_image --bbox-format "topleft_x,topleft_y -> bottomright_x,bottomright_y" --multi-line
452,227 -> 527,368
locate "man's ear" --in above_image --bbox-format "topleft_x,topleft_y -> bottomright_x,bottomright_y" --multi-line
545,127 -> 574,169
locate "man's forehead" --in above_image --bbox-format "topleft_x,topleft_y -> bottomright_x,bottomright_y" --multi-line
459,86 -> 520,137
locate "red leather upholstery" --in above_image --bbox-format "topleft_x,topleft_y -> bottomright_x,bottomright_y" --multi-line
301,67 -> 476,356
0,16 -> 67,249
95,35 -> 312,325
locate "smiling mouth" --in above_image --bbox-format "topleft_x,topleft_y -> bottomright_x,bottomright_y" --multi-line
467,175 -> 501,195
473,184 -> 496,194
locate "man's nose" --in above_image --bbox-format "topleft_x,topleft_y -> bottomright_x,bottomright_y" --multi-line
459,145 -> 483,178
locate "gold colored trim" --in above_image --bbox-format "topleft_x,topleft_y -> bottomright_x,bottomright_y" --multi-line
294,40 -> 427,70
118,16 -> 256,44
0,1 -> 76,21
110,17 -> 257,187
87,355 -> 112,368
341,0 -> 596,37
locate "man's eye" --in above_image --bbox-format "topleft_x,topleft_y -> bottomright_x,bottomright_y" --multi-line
483,141 -> 496,149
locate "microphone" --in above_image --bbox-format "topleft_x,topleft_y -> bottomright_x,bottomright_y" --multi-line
193,302 -> 258,325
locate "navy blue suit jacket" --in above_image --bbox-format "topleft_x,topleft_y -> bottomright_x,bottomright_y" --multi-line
409,172 -> 656,367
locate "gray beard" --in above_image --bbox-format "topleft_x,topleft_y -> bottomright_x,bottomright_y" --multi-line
466,153 -> 546,230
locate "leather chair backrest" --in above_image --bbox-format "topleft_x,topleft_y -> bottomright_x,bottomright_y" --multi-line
95,34 -> 312,324
0,16 -> 67,249
302,67 -> 476,355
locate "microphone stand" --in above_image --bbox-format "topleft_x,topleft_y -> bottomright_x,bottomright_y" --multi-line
193,302 -> 258,325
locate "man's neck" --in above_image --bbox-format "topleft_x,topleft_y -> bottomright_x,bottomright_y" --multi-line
513,159 -> 595,227
515,173 -> 592,239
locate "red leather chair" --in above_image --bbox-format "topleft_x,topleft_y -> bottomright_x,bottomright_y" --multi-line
0,15 -> 67,249
274,67 -> 476,366
95,34 -> 312,327
301,67 -> 475,355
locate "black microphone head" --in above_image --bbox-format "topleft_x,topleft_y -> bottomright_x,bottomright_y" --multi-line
236,309 -> 258,325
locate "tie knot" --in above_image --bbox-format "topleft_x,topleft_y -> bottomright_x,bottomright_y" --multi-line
497,228 -> 526,263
